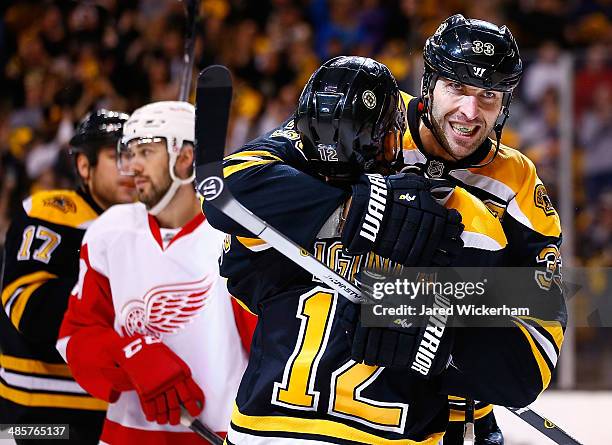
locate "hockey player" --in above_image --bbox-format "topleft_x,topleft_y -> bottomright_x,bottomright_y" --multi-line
57,101 -> 256,444
202,55 -> 566,443
395,14 -> 564,444
0,109 -> 135,443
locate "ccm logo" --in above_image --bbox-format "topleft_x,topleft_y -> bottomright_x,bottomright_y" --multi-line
123,335 -> 161,359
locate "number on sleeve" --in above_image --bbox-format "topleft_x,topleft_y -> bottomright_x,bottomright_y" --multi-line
17,225 -> 61,264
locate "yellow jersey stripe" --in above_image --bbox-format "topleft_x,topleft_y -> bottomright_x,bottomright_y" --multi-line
0,355 -> 73,378
231,404 -> 443,445
449,403 -> 493,422
236,236 -> 270,252
225,150 -> 283,162
10,281 -> 47,329
2,271 -> 57,306
232,296 -> 257,316
0,381 -> 107,411
519,317 -> 564,351
224,160 -> 278,178
512,320 -> 552,392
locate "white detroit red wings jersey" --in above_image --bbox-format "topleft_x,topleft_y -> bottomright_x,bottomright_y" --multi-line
58,203 -> 253,444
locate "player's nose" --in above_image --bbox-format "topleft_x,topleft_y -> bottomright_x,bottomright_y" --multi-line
457,95 -> 479,121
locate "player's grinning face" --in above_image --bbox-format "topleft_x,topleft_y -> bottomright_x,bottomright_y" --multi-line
429,78 -> 503,160
125,140 -> 173,210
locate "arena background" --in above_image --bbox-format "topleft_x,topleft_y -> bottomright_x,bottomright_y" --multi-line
0,0 -> 610,443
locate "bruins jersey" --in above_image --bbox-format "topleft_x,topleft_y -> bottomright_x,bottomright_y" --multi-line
203,119 -> 565,444
399,92 -> 566,423
0,189 -> 107,426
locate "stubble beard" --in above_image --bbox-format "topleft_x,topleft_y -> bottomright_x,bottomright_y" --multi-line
138,174 -> 173,210
430,108 -> 490,161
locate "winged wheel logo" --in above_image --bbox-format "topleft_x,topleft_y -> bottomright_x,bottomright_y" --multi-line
120,277 -> 213,337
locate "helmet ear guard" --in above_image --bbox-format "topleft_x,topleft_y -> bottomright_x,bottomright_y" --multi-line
296,56 -> 406,181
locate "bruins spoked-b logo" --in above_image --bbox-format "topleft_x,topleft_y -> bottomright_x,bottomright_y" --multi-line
362,90 -> 376,109
534,184 -> 555,216
43,195 -> 77,213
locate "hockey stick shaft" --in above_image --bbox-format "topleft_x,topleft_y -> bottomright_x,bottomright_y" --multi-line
179,0 -> 200,101
507,406 -> 582,444
180,408 -> 224,444
194,65 -> 580,445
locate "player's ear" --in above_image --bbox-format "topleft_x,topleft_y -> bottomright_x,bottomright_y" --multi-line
75,152 -> 91,184
176,142 -> 195,179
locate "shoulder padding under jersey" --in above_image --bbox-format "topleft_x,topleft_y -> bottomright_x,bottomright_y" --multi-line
22,190 -> 98,229
466,145 -> 561,238
443,187 -> 507,251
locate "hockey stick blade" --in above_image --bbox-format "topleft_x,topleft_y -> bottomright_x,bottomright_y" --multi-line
180,408 -> 224,445
194,65 -> 365,304
507,406 -> 583,445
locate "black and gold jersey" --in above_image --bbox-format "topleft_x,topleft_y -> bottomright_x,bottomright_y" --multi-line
399,92 -> 565,423
203,119 -> 564,444
0,189 -> 107,424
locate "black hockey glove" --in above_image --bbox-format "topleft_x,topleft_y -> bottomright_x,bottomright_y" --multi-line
343,289 -> 455,376
341,173 -> 464,267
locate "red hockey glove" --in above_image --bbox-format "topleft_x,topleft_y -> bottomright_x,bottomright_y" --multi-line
111,335 -> 205,425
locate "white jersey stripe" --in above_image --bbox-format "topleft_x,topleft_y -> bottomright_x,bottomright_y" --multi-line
0,368 -> 88,394
513,317 -> 558,367
449,170 -> 515,202
460,231 -> 504,251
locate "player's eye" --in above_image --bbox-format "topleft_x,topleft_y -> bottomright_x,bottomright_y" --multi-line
482,90 -> 496,99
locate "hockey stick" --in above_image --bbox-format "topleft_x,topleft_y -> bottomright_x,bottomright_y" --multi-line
176,4 -> 224,443
193,65 -> 582,445
507,406 -> 582,445
179,0 -> 200,101
180,408 -> 224,445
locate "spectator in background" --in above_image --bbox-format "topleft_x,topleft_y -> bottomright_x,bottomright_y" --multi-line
574,43 -> 612,121
0,0 -> 610,288
311,0 -> 366,58
579,83 -> 612,200
522,41 -> 564,106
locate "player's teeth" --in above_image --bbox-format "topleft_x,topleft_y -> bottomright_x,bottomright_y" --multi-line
451,124 -> 476,135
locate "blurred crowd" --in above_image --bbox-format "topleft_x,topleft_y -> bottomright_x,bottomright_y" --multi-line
0,0 -> 610,263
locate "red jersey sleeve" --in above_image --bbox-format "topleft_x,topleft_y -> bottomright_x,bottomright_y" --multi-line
57,243 -> 129,402
230,296 -> 257,354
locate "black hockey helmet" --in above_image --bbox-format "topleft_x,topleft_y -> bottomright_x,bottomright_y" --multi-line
421,15 -> 522,164
295,56 -> 406,180
70,109 -> 129,166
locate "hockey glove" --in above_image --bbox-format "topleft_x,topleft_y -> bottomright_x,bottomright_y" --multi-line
345,291 -> 455,377
111,335 -> 204,425
341,173 -> 464,266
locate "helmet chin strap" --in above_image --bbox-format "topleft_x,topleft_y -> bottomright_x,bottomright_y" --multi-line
147,153 -> 196,216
